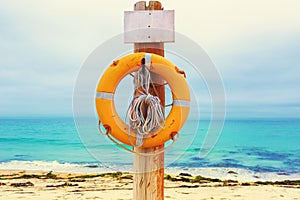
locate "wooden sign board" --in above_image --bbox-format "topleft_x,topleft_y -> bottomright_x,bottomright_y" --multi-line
124,10 -> 175,43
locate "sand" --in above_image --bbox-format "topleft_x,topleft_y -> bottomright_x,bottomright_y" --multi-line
0,170 -> 299,200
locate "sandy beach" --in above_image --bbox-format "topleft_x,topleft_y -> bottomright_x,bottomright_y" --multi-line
0,170 -> 299,200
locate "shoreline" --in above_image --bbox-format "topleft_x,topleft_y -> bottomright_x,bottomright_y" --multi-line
1,169 -> 300,186
1,160 -> 300,182
0,170 -> 300,200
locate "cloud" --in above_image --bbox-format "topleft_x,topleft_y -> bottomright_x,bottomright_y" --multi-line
0,0 -> 299,117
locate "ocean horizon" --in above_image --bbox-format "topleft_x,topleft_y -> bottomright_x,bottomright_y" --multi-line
0,117 -> 299,182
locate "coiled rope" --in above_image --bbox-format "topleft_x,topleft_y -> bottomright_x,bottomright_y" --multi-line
126,60 -> 165,146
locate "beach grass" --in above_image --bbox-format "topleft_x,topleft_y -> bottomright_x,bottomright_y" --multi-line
1,170 -> 300,199
1,171 -> 300,187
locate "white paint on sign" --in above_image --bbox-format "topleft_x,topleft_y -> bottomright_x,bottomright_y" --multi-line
124,10 -> 175,43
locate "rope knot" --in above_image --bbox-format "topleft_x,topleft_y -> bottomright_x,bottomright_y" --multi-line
127,59 -> 165,146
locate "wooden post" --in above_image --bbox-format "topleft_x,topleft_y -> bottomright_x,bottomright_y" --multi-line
133,1 -> 165,200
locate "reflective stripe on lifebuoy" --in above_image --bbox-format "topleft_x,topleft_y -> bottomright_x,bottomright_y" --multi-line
95,52 -> 190,148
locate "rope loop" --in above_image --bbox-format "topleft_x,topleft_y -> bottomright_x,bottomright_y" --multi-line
126,58 -> 165,147
105,129 -> 180,156
98,120 -> 109,136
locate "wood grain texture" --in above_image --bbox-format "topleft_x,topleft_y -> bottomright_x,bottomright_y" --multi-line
133,1 -> 165,200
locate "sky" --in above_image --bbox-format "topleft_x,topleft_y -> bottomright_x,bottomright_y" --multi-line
0,0 -> 299,118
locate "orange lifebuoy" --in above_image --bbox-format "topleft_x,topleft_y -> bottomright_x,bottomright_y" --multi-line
95,52 -> 190,148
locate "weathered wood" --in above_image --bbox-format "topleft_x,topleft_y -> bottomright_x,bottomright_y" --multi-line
133,1 -> 165,200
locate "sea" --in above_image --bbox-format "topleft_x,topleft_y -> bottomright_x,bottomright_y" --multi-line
0,117 -> 299,182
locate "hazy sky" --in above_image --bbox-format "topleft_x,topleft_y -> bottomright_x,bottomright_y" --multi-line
0,0 -> 299,118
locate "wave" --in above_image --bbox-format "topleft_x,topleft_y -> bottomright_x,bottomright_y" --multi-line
0,160 -> 114,174
0,160 -> 299,182
165,167 -> 300,182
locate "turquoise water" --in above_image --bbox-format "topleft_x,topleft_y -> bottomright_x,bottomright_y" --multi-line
0,117 -> 299,177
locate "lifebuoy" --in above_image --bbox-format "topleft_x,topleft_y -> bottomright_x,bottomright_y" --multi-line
95,53 -> 190,148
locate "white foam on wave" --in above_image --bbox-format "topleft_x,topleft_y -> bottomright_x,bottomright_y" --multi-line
0,160 -> 114,174
166,167 -> 300,182
0,160 -> 299,181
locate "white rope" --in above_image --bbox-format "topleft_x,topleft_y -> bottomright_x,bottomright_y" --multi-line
127,62 -> 165,147
134,64 -> 151,94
